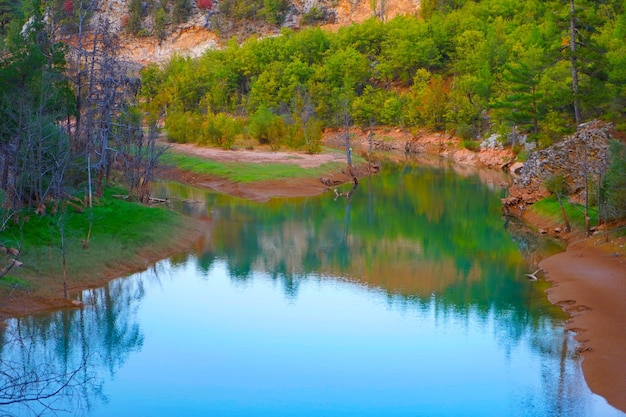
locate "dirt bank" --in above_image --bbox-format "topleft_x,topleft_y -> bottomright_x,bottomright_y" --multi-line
0,217 -> 209,322
538,231 -> 626,412
158,141 -> 373,201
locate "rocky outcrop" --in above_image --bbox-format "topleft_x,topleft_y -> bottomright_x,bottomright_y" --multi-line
503,120 -> 613,215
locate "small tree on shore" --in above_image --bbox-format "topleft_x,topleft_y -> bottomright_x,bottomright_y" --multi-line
604,140 -> 626,220
545,173 -> 572,232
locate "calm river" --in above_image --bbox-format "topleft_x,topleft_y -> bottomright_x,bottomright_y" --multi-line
1,161 -> 624,416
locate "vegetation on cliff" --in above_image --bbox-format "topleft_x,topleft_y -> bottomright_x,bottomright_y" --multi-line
142,0 -> 626,151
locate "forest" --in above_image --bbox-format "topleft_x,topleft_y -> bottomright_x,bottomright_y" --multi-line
1,0 -> 626,218
141,0 -> 626,150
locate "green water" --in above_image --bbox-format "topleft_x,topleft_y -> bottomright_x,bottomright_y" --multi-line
1,161 -> 623,416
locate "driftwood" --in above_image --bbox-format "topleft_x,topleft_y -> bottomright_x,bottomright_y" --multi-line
149,197 -> 168,204
525,268 -> 542,281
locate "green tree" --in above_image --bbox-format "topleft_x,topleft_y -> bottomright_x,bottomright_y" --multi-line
154,7 -> 168,41
126,0 -> 143,35
604,140 -> 626,219
172,0 -> 190,24
493,43 -> 548,137
545,174 -> 572,232
0,6 -> 74,210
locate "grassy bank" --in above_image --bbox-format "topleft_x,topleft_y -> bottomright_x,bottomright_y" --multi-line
0,187 -> 199,306
527,196 -> 598,230
160,150 -> 353,182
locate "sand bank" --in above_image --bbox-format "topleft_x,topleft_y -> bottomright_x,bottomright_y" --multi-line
540,242 -> 626,412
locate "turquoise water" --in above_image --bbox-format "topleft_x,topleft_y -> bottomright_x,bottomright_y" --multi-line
1,162 -> 623,416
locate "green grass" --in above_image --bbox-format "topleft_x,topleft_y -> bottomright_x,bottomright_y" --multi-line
528,195 -> 597,229
160,151 -> 348,182
0,275 -> 32,289
460,139 -> 480,152
1,187 -> 185,292
516,150 -> 530,162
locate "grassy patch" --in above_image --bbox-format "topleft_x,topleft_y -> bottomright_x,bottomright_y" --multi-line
0,275 -> 32,289
516,150 -> 529,162
160,151 -> 347,182
1,187 -> 184,294
529,196 -> 597,229
460,139 -> 480,152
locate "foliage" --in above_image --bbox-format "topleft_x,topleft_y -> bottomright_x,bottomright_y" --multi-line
460,139 -> 480,152
544,174 -> 573,231
301,6 -> 326,25
126,0 -> 143,35
154,7 -> 168,40
205,112 -> 244,149
529,195 -> 595,229
197,0 -> 213,10
604,139 -> 626,219
172,0 -> 191,24
138,0 -> 626,149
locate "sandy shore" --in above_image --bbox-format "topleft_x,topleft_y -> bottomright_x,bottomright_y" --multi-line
540,239 -> 626,413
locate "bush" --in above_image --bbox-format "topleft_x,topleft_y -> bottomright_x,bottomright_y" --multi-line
248,106 -> 278,145
461,139 -> 480,152
154,8 -> 168,40
205,113 -> 244,149
455,124 -> 474,141
301,6 -> 326,25
266,117 -> 286,151
165,112 -> 204,143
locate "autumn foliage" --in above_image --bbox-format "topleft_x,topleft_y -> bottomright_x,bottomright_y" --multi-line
197,0 -> 213,10
63,0 -> 73,14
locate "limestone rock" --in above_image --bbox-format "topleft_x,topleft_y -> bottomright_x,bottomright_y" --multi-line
504,120 -> 614,212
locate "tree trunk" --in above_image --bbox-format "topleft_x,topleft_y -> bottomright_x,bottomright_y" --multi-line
570,0 -> 581,125
556,193 -> 572,232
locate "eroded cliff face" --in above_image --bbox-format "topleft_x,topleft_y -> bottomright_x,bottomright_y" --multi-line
94,0 -> 421,65
504,121 -> 614,215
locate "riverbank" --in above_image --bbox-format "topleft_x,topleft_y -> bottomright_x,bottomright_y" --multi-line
0,196 -> 209,322
161,135 -> 626,412
519,207 -> 626,412
2,134 -> 624,413
537,228 -> 626,412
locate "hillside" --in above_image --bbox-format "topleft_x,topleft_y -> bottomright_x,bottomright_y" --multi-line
106,0 -> 422,65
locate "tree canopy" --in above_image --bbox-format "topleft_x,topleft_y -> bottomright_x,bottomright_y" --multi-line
141,0 -> 626,149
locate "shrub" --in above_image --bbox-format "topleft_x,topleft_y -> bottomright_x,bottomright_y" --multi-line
248,106 -> 277,145
165,112 -> 203,143
301,6 -> 326,25
605,140 -> 626,219
197,0 -> 213,10
461,139 -> 480,152
205,113 -> 244,149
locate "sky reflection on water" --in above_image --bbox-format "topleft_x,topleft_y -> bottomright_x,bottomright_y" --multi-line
76,258 -> 620,417
2,162 -> 624,416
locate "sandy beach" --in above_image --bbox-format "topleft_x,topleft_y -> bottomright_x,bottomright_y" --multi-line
540,240 -> 626,413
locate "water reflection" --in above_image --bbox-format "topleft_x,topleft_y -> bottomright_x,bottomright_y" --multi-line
1,162 -> 623,416
1,272 -> 149,416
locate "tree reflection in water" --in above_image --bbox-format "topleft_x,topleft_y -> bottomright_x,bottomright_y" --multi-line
0,270 -> 150,416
